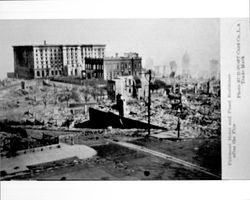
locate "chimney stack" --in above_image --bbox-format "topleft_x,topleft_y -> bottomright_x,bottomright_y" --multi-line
44,40 -> 47,46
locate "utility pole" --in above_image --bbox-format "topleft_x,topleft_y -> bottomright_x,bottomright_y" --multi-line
147,70 -> 152,137
177,116 -> 180,138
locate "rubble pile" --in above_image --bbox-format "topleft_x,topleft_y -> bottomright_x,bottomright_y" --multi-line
0,78 -> 221,139
125,91 -> 220,138
0,80 -> 104,128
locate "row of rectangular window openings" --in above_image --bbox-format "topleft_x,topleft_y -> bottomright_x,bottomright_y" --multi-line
35,49 -> 89,52
36,52 -> 92,54
37,62 -> 88,65
35,49 -> 103,53
35,54 -> 95,57
36,66 -> 80,68
40,57 -> 61,60
36,61 -> 100,65
36,53 -> 95,55
36,49 -> 103,52
37,60 -> 102,65
36,55 -> 101,59
35,52 -> 103,57
36,58 -> 62,61
36,71 -> 62,77
67,55 -> 103,58
36,51 -> 104,54
36,62 -> 62,64
35,47 -> 103,50
37,66 -> 81,69
36,58 -> 61,61
36,50 -> 102,53
36,62 -> 62,65
36,59 -> 62,61
36,59 -> 62,62
36,55 -> 103,59
36,65 -> 62,67
36,49 -> 61,52
36,70 -> 62,73
37,61 -> 61,63
36,53 -> 61,56
36,50 -> 103,53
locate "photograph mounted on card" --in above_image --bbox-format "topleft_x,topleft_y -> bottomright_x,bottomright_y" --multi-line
0,18 -> 249,180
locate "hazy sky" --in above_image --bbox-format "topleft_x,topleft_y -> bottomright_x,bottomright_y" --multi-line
0,19 -> 219,79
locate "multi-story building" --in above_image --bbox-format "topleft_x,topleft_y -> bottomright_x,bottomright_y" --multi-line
13,41 -> 106,79
107,75 -> 143,101
107,75 -> 134,101
103,52 -> 142,80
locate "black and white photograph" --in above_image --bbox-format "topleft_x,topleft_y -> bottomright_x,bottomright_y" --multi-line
1,0 -> 250,200
0,19 -> 222,180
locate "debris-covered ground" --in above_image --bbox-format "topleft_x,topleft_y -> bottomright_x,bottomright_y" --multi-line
0,79 -> 220,139
0,79 -> 106,127
0,78 -> 221,180
125,91 -> 220,138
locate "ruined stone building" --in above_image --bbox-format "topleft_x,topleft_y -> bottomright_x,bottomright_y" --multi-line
103,52 -> 142,80
13,41 -> 106,79
107,75 -> 136,101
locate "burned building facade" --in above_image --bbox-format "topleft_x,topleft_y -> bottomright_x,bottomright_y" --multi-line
13,42 -> 106,79
103,52 -> 142,80
85,57 -> 104,79
107,75 -> 138,101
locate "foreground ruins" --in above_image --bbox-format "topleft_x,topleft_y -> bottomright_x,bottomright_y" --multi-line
0,76 -> 221,180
